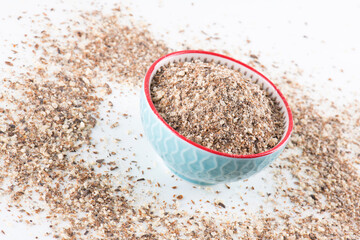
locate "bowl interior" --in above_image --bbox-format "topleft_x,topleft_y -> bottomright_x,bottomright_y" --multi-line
144,51 -> 293,158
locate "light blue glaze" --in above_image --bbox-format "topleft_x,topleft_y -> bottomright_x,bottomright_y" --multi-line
140,89 -> 288,185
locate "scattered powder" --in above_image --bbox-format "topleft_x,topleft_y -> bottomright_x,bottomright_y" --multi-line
151,60 -> 285,155
0,4 -> 359,240
0,9 -> 169,239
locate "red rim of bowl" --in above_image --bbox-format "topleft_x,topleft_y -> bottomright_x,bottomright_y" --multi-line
144,50 -> 293,159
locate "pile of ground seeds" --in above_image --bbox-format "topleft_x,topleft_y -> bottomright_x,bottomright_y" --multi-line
151,60 -> 285,155
0,6 -> 359,239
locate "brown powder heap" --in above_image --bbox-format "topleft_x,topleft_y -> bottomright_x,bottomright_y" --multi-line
151,60 -> 285,155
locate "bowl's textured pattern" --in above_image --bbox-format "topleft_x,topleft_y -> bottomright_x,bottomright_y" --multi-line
140,51 -> 292,185
140,90 -> 286,185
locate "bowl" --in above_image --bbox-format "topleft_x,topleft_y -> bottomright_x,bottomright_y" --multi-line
140,50 -> 293,185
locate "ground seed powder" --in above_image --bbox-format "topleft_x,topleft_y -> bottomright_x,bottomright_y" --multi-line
0,4 -> 359,240
151,60 -> 285,155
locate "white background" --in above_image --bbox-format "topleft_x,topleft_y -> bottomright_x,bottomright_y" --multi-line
0,0 -> 359,239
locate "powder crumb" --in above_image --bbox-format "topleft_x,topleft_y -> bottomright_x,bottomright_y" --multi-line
151,60 -> 285,155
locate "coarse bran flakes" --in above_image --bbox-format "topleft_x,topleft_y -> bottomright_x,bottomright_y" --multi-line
151,59 -> 285,155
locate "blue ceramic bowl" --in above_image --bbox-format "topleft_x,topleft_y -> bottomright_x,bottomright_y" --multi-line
140,50 -> 293,185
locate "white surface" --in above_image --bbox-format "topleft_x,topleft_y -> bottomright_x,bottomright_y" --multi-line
0,0 -> 359,239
